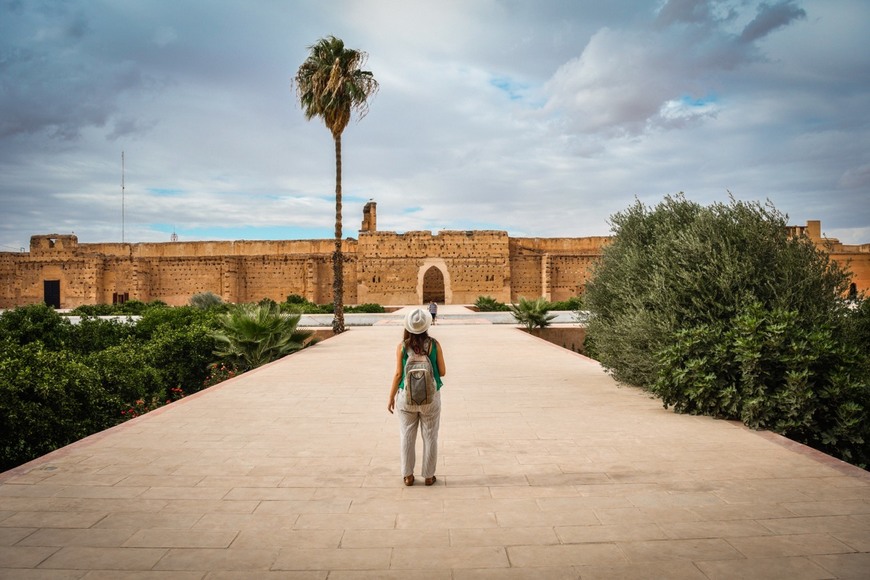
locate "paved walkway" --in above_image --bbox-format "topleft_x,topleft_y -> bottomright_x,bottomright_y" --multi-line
1,310 -> 868,578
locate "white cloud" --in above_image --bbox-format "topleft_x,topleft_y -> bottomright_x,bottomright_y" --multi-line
0,0 -> 868,254
543,28 -> 686,136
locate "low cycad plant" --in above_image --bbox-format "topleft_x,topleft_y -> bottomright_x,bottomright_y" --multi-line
212,303 -> 315,371
509,297 -> 557,331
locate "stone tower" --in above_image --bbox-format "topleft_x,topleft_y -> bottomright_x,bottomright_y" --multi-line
361,201 -> 377,233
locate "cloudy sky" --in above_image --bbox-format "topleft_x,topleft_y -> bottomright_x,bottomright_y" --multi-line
1,0 -> 868,253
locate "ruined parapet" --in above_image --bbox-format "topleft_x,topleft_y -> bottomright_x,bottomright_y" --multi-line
361,201 -> 377,233
4,212 -> 865,309
29,234 -> 79,256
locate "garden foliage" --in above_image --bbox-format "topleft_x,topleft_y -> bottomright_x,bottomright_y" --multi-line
212,302 -> 314,371
0,300 -> 317,471
475,295 -> 581,313
189,291 -> 224,310
475,295 -> 511,312
549,296 -> 583,311
283,294 -> 384,314
584,195 -> 869,466
509,296 -> 557,331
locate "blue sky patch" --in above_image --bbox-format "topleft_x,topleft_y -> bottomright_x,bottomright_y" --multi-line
154,224 -> 335,241
490,76 -> 527,101
148,188 -> 184,197
681,94 -> 717,107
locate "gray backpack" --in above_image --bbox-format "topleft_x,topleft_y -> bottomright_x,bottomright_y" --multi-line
404,339 -> 436,406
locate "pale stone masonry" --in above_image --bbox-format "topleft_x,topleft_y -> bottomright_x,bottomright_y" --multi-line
1,311 -> 868,577
1,202 -> 867,308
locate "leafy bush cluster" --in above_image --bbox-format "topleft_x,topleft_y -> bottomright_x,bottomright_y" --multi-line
0,304 -> 220,470
283,294 -> 332,313
475,296 -> 511,312
190,292 -> 226,310
1,300 -> 318,471
549,296 -> 584,311
71,299 -> 167,316
347,303 -> 387,313
476,295 -> 583,313
283,294 -> 385,314
585,195 -> 869,467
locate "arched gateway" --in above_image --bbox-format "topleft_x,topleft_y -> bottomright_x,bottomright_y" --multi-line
422,266 -> 445,303
417,259 -> 451,304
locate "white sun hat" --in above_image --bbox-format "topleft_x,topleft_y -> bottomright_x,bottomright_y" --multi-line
404,308 -> 432,334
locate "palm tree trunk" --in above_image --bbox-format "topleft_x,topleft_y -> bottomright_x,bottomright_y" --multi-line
332,133 -> 345,334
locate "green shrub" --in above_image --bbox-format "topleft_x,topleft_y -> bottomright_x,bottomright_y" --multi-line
0,304 -> 72,350
116,299 -> 150,315
586,195 -> 851,387
85,340 -> 162,408
133,305 -> 219,340
190,291 -> 224,310
0,303 -> 226,471
654,301 -> 869,466
581,331 -> 599,360
144,324 -> 217,394
585,195 -> 867,466
346,303 -> 385,313
549,296 -> 583,311
509,296 -> 557,331
70,304 -> 117,316
282,295 -> 332,314
69,300 -> 165,317
0,340 -> 115,471
67,316 -> 136,355
842,297 -> 870,378
475,295 -> 510,312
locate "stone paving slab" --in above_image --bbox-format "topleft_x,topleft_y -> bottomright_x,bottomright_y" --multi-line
1,323 -> 868,578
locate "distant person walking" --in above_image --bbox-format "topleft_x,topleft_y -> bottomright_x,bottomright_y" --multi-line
387,308 -> 446,486
428,300 -> 438,323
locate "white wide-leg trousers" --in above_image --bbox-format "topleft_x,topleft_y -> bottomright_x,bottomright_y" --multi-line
396,390 -> 441,478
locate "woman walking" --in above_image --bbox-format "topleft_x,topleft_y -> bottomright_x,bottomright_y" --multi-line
387,308 -> 447,486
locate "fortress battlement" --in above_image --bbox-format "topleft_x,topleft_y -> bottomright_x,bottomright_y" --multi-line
2,204 -> 867,308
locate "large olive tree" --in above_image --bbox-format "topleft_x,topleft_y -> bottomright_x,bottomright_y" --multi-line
294,36 -> 378,334
585,195 -> 869,466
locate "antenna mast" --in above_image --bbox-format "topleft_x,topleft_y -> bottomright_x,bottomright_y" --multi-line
121,151 -> 125,243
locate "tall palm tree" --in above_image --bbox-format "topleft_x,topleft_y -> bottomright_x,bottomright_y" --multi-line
295,36 -> 378,334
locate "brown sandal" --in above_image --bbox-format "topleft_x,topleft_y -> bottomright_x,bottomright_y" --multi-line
403,475 -> 415,486
425,476 -> 436,486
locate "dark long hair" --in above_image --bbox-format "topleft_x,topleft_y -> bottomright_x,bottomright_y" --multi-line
403,329 -> 430,355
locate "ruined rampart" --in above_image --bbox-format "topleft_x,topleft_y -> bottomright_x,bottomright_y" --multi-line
1,206 -> 867,308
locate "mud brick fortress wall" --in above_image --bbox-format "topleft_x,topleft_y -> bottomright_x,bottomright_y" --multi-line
0,235 -> 351,308
785,220 -> 870,299
357,229 -> 513,305
1,203 -> 868,308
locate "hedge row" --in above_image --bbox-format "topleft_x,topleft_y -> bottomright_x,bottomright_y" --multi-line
0,304 -> 221,471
